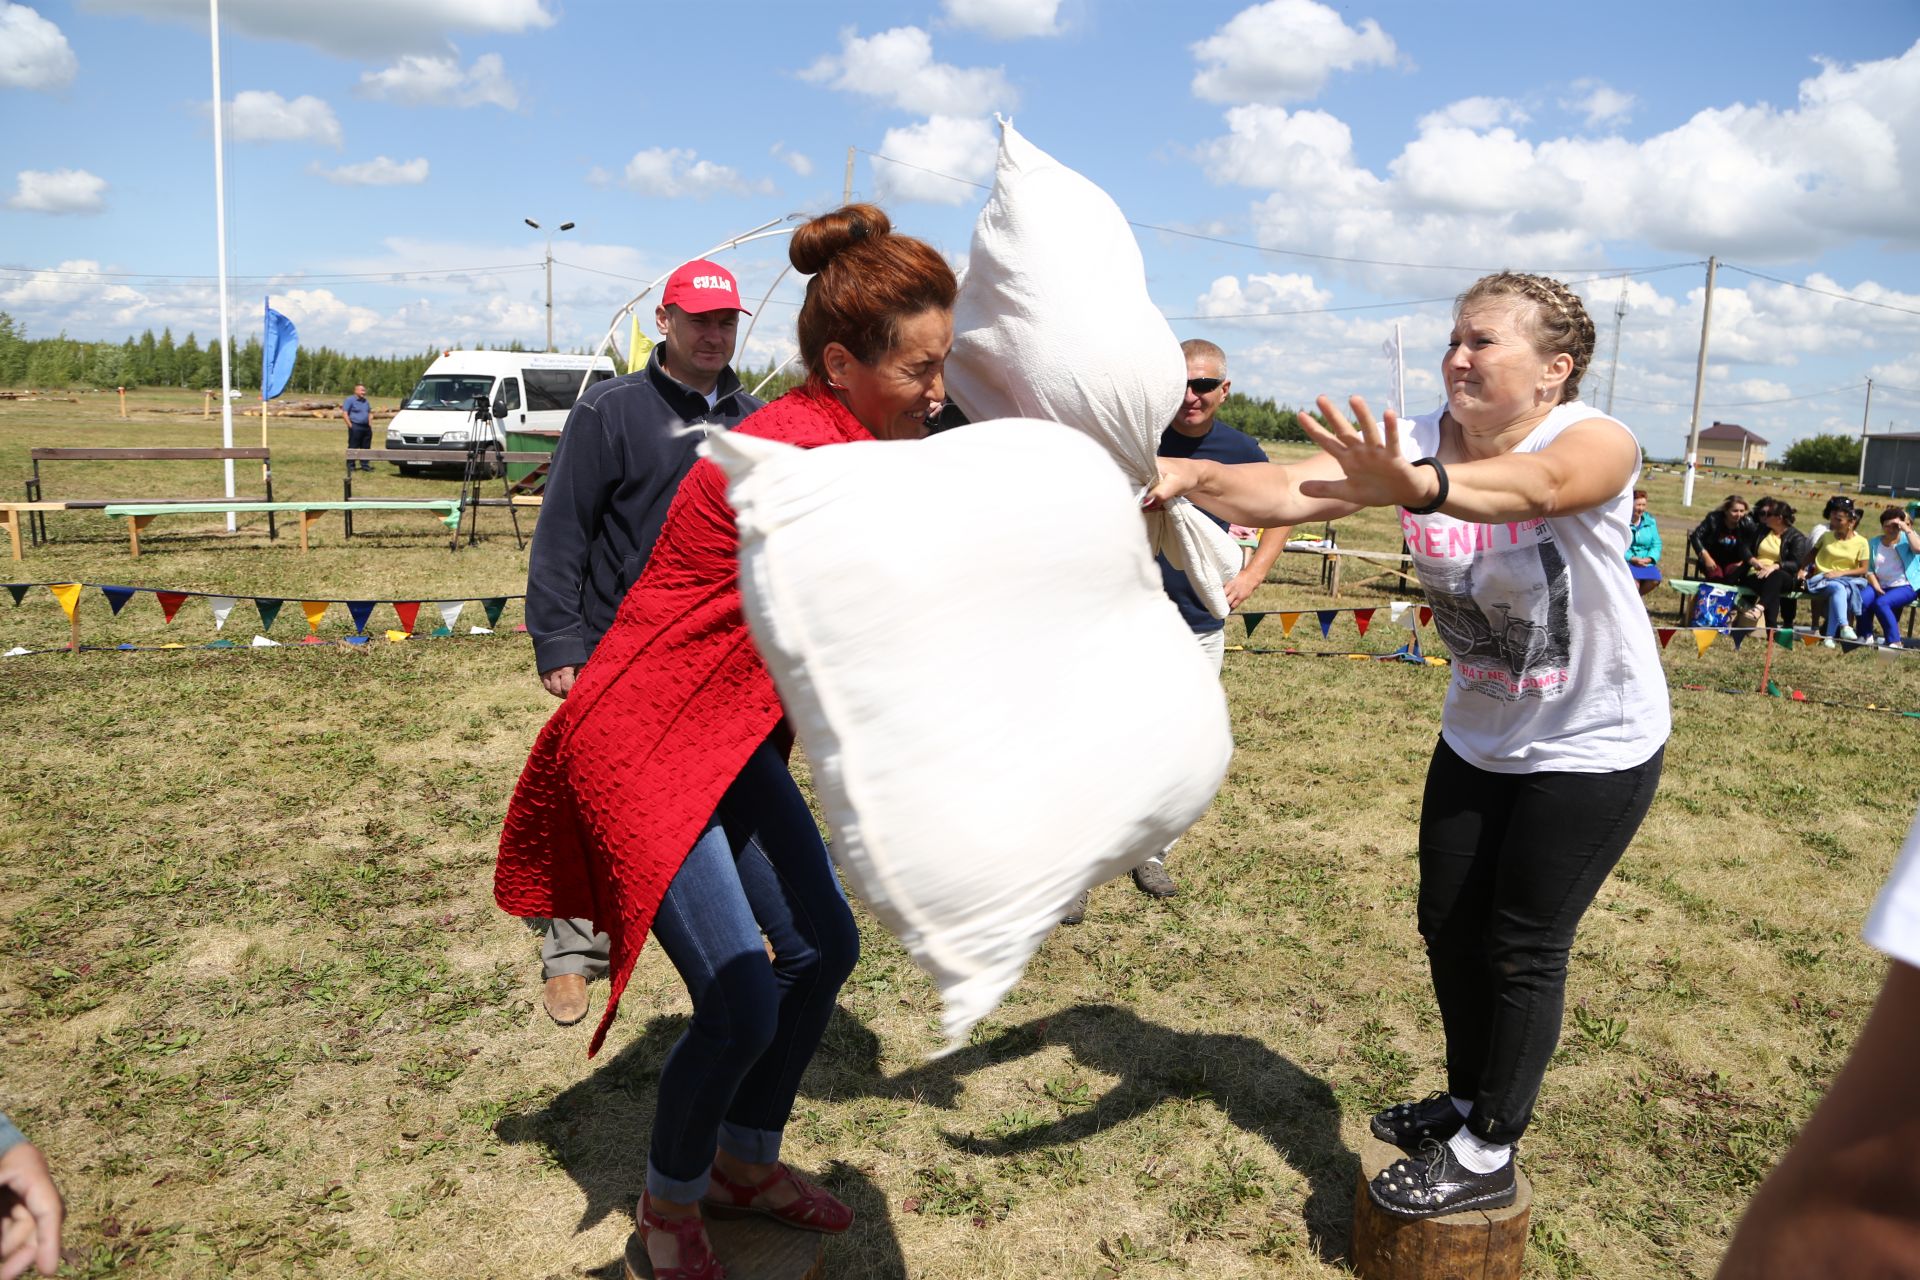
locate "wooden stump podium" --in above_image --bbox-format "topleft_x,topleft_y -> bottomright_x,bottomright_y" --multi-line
624,1215 -> 824,1280
1350,1135 -> 1531,1279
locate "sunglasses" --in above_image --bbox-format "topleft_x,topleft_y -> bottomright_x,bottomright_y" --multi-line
1186,377 -> 1224,395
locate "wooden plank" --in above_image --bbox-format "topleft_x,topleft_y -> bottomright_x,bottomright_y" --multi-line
2,508 -> 19,561
30,447 -> 270,461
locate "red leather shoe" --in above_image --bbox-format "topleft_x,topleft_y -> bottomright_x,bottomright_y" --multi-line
703,1162 -> 854,1234
633,1193 -> 726,1280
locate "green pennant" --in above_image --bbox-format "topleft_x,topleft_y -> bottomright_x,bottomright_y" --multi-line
481,597 -> 506,627
1242,612 -> 1263,638
5,584 -> 26,606
1766,679 -> 1783,697
255,598 -> 284,632
431,625 -> 452,638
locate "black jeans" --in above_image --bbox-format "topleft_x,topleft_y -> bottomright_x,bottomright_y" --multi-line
1417,736 -> 1664,1145
1734,567 -> 1798,628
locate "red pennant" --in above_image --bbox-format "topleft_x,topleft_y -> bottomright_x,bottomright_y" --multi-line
1418,606 -> 1432,627
393,601 -> 421,633
1656,627 -> 1675,649
1353,607 -> 1375,637
155,591 -> 188,623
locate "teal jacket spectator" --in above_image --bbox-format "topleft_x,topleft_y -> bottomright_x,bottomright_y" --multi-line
1628,508 -> 1662,563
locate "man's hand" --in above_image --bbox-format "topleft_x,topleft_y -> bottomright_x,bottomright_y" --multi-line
0,1143 -> 63,1280
1224,568 -> 1261,609
540,666 -> 578,699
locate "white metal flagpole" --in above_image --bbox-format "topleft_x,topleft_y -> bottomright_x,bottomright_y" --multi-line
209,0 -> 236,529
1394,321 -> 1405,418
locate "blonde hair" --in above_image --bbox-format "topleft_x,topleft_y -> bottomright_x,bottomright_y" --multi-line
1455,272 -> 1596,404
1180,338 -> 1227,374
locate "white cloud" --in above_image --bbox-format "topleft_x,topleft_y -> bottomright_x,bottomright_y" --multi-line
770,142 -> 813,177
0,4 -> 76,90
8,168 -> 107,214
1562,79 -> 1635,128
800,26 -> 1016,117
358,52 -> 518,109
312,156 -> 430,186
871,115 -> 997,205
942,0 -> 1062,39
1191,0 -> 1398,105
1418,96 -> 1528,132
81,0 -> 554,58
224,90 -> 344,148
1193,271 -> 1334,319
621,147 -> 769,199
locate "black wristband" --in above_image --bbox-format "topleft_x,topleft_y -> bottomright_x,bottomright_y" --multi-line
1406,456 -> 1449,515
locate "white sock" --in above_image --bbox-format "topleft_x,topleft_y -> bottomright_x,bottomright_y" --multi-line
1446,1127 -> 1511,1175
1449,1096 -> 1472,1119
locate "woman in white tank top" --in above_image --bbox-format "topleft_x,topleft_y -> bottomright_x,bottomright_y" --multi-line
1149,272 -> 1668,1220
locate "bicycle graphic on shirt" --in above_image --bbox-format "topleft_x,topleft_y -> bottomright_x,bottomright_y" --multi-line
1429,596 -> 1556,680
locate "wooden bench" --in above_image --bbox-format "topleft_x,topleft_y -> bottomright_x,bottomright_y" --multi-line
103,500 -> 460,556
1668,577 -> 1807,625
0,502 -> 73,561
342,449 -> 550,540
25,446 -> 277,544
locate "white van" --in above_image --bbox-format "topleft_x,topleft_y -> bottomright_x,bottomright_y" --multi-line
386,350 -> 617,464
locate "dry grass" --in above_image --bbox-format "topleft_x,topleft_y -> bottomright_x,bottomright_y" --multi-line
2,391 -> 1918,1278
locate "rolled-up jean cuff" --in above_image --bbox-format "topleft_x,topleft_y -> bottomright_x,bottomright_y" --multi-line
646,1160 -> 713,1204
0,1113 -> 23,1159
718,1120 -> 782,1166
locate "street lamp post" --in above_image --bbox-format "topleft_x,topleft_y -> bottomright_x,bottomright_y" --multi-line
524,217 -> 575,352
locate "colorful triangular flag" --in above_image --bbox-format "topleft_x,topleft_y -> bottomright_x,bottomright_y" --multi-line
1418,605 -> 1432,627
155,591 -> 188,623
1693,628 -> 1716,655
255,598 -> 284,632
1656,627 -> 1675,648
1800,635 -> 1819,649
1315,610 -> 1336,638
1242,612 -> 1264,638
101,585 -> 136,616
1353,607 -> 1374,637
346,601 -> 376,634
250,634 -> 281,648
48,583 -> 82,621
435,600 -> 466,631
393,601 -> 421,633
3,646 -> 28,656
384,629 -> 412,642
1730,629 -> 1746,651
300,600 -> 330,632
1278,611 -> 1301,637
481,597 -> 506,627
431,625 -> 452,638
208,596 -> 238,631
5,584 -> 25,607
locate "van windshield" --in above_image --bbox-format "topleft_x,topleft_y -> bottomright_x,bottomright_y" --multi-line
404,375 -> 496,411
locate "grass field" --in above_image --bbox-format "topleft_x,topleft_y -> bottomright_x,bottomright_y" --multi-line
2,388 -> 1917,1278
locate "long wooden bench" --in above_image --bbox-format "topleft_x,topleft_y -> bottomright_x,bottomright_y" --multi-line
1667,576 -> 1807,625
25,446 -> 276,544
102,500 -> 460,556
341,448 -> 552,537
0,502 -> 73,561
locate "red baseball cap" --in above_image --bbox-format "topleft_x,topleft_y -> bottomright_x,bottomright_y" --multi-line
662,259 -> 751,315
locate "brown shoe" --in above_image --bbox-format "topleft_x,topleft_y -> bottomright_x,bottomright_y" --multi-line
543,973 -> 590,1026
1132,861 -> 1178,898
1060,890 -> 1090,926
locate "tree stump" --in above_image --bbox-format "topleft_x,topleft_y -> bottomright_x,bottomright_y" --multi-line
623,1216 -> 824,1280
1350,1135 -> 1531,1280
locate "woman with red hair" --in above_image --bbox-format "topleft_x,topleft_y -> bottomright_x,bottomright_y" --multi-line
495,204 -> 956,1279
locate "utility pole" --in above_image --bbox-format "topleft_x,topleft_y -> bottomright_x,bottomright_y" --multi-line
525,217 -> 575,351
1857,377 -> 1875,490
209,0 -> 236,529
1604,273 -> 1628,416
1681,256 -> 1718,509
843,146 -> 855,205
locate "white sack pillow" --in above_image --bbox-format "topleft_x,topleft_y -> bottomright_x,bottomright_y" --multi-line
705,419 -> 1233,1049
945,118 -> 1243,619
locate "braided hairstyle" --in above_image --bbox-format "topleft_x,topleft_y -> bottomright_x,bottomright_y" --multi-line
1455,272 -> 1597,405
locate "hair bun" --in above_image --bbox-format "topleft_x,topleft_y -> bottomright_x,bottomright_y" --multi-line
790,203 -> 893,275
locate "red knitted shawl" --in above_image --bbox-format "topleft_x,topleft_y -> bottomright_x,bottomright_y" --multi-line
495,385 -> 872,1054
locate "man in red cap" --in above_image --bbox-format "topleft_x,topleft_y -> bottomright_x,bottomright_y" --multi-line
524,258 -> 762,1027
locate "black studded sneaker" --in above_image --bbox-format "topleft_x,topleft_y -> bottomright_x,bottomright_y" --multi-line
1369,1092 -> 1465,1150
1368,1138 -> 1516,1219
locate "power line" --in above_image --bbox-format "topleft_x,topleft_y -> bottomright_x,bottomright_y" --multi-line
551,259 -> 800,306
1720,264 -> 1920,318
1610,380 -> 1866,410
0,262 -> 545,284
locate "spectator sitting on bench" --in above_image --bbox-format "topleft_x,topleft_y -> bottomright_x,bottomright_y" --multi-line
1865,506 -> 1920,648
1803,497 -> 1872,647
1734,499 -> 1810,631
1627,488 -> 1663,597
1688,494 -> 1754,583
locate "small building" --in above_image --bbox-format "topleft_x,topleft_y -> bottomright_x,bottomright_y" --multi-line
1861,432 -> 1920,497
1697,421 -> 1768,469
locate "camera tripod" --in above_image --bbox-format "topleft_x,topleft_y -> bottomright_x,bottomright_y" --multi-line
451,399 -> 525,552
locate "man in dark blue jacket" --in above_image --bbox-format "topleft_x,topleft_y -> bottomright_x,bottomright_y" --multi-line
525,258 -> 762,1026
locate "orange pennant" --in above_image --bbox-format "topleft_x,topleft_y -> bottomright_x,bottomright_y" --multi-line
300,600 -> 330,633
1800,635 -> 1819,649
47,583 -> 83,621
1278,611 -> 1301,637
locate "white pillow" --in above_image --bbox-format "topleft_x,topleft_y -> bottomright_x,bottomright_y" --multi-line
705,420 -> 1233,1049
945,118 -> 1243,619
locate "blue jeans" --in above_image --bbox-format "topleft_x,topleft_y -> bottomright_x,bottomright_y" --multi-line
1870,582 -> 1917,645
1809,576 -> 1868,636
645,739 -> 859,1201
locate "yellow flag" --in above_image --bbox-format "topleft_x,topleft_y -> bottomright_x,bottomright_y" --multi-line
628,312 -> 653,374
1692,628 -> 1717,656
301,600 -> 330,632
384,629 -> 411,642
48,583 -> 82,621
1278,611 -> 1301,637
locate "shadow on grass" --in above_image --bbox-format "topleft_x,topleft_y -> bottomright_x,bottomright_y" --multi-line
495,1010 -> 910,1279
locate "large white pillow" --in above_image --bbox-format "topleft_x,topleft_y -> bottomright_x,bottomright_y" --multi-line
945,119 -> 1243,619
705,420 -> 1233,1049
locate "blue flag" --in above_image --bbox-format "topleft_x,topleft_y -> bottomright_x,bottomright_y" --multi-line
262,298 -> 298,400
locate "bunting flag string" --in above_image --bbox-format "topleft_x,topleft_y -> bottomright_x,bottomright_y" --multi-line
255,598 -> 283,632
300,600 -> 330,633
208,597 -> 237,631
346,601 -> 377,634
393,601 -> 421,633
102,586 -> 137,616
1315,610 -> 1336,638
1242,612 -> 1264,638
1279,611 -> 1301,637
156,591 -> 188,623
48,583 -> 82,621
1353,607 -> 1375,637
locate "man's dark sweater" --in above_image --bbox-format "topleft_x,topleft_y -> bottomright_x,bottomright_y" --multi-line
526,347 -> 763,673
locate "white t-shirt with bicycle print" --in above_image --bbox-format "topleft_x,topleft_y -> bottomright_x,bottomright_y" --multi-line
1399,400 -> 1671,774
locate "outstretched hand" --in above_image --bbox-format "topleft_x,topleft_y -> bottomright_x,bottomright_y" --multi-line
1295,395 -> 1436,512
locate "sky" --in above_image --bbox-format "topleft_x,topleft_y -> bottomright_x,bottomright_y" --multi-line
3,0 -> 1918,457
